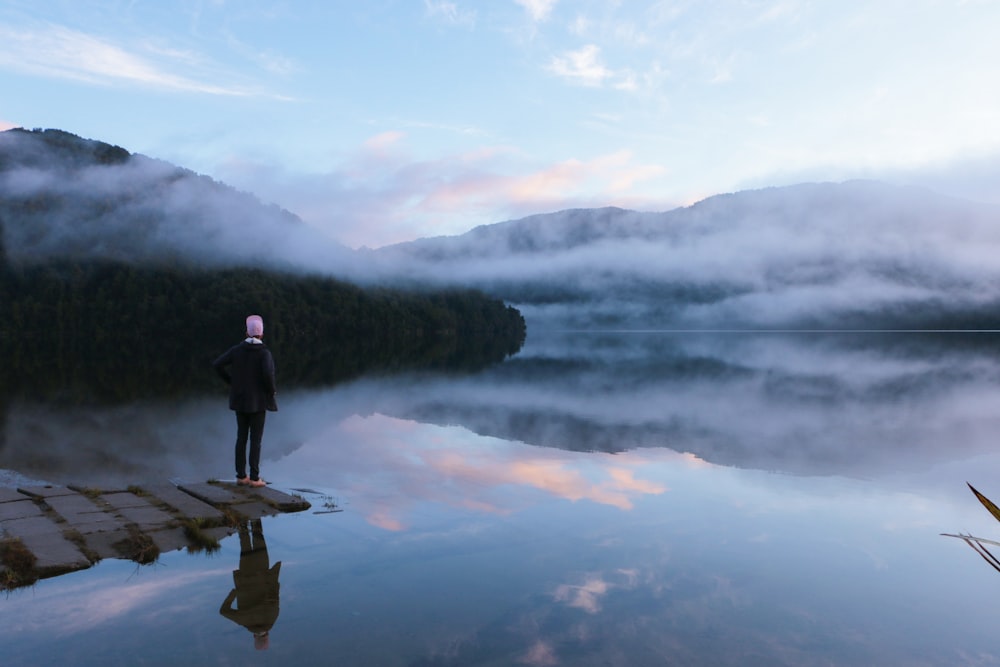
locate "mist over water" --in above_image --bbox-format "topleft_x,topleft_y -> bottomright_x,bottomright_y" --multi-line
372,182 -> 1000,329
4,330 -> 999,485
4,332 -> 1000,664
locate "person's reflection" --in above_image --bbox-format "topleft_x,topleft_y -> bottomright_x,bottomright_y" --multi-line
219,519 -> 281,650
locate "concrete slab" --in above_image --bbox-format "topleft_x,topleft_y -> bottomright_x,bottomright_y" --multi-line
38,493 -> 129,536
139,483 -> 225,522
3,477 -> 319,589
82,529 -> 134,560
147,526 -> 191,555
0,488 -> 28,503
85,528 -> 161,563
216,482 -> 311,512
252,487 -> 310,512
177,482 -> 243,506
17,485 -> 78,499
228,501 -> 280,521
0,498 -> 44,523
100,492 -> 155,510
2,515 -> 64,538
2,516 -> 91,572
116,505 -> 176,527
72,515 -> 129,535
44,493 -> 106,522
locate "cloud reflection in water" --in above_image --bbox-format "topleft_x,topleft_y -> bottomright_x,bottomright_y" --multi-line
4,331 -> 1000,497
294,413 -> 674,530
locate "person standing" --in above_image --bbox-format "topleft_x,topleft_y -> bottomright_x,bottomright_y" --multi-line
213,314 -> 278,487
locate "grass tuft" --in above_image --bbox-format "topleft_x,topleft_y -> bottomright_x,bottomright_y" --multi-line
182,518 -> 221,554
113,528 -> 160,565
62,529 -> 100,563
1,536 -> 39,590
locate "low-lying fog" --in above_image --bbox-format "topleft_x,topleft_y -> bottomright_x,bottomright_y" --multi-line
5,128 -> 1000,330
3,331 -> 997,488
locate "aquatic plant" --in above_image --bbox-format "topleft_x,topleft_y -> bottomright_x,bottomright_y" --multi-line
942,483 -> 1000,573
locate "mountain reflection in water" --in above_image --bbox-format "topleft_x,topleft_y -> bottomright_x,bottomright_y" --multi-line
3,332 -> 1000,665
4,331 -> 999,485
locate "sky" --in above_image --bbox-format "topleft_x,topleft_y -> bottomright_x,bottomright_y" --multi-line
2,0 -> 1000,249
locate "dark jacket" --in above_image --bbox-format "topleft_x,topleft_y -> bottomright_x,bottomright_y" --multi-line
213,340 -> 278,413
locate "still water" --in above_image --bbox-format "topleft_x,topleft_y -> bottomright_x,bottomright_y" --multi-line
3,332 -> 1000,665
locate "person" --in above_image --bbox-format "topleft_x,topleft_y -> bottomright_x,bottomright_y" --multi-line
219,519 -> 281,650
213,314 -> 278,487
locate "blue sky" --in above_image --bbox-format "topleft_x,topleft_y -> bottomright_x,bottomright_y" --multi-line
2,0 -> 999,248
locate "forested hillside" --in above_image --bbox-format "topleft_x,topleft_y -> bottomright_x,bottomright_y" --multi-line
0,127 -> 355,273
0,257 -> 525,402
374,181 -> 1000,330
0,128 -> 525,403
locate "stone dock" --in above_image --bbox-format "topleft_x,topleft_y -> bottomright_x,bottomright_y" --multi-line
0,481 -> 311,589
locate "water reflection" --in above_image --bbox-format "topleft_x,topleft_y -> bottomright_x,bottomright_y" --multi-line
219,519 -> 282,651
302,414 -> 677,530
3,328 -> 1000,665
418,332 -> 1000,476
4,332 -> 1000,487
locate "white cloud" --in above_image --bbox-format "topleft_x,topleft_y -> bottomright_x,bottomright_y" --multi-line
611,20 -> 650,47
424,0 -> 477,27
221,30 -> 297,76
613,70 -> 639,92
548,44 -> 612,86
213,135 -> 675,248
515,0 -> 558,22
5,567 -> 227,636
0,23 -> 265,96
569,14 -> 591,36
552,570 -> 639,614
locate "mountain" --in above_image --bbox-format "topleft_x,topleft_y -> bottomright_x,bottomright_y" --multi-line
0,128 -> 526,402
6,127 -> 1000,332
0,127 -> 359,275
373,181 -> 1000,330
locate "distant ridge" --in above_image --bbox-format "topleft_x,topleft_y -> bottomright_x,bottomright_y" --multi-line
373,180 -> 1000,331
5,127 -> 1000,332
0,127 -> 356,274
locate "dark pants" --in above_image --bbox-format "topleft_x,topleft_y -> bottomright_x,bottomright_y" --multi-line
235,411 -> 266,481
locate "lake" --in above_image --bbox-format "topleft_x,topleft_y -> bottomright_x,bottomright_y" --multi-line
3,331 -> 1000,665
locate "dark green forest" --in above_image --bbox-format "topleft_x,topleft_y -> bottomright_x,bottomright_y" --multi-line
0,127 -> 525,405
0,257 -> 526,404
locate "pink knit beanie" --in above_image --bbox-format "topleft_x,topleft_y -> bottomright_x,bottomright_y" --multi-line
246,315 -> 264,337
